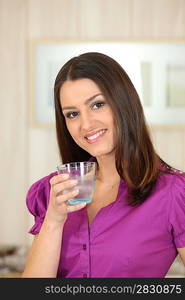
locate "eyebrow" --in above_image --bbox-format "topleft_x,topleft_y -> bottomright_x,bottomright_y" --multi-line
62,93 -> 103,111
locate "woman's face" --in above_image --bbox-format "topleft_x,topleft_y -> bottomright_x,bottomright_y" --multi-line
60,78 -> 116,158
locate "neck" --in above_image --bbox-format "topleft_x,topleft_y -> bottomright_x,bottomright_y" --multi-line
95,154 -> 120,186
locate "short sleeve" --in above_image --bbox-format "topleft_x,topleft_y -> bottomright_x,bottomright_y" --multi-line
26,172 -> 57,235
169,174 -> 185,248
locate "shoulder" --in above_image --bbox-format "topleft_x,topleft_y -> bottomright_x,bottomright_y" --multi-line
157,170 -> 185,215
26,171 -> 57,200
152,171 -> 185,209
164,171 -> 185,247
26,171 -> 57,217
167,171 -> 185,206
157,169 -> 185,190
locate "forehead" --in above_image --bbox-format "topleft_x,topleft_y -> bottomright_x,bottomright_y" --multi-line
60,78 -> 102,105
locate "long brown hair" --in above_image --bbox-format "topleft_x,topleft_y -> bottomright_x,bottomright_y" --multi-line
54,52 -> 176,205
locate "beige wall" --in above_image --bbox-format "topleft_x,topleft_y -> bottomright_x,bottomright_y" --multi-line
0,0 -> 185,276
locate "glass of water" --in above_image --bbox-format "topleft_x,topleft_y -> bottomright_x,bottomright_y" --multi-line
57,161 -> 97,205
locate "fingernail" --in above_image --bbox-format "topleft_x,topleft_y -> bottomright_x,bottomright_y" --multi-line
72,189 -> 79,195
70,179 -> 78,185
79,202 -> 87,206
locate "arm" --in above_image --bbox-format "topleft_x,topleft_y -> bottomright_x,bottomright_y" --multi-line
177,247 -> 185,266
21,174 -> 86,278
21,220 -> 64,277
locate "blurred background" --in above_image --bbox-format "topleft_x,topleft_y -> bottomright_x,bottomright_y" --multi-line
0,0 -> 185,277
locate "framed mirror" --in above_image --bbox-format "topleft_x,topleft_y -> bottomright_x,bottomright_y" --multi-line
29,39 -> 185,128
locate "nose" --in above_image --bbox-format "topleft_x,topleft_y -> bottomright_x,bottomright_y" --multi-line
80,110 -> 94,131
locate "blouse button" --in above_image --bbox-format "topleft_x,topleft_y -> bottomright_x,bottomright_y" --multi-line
82,244 -> 87,250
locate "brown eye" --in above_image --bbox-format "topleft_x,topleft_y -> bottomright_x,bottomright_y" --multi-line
91,101 -> 105,110
65,111 -> 79,119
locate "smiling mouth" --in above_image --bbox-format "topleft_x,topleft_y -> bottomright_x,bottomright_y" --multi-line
84,129 -> 107,143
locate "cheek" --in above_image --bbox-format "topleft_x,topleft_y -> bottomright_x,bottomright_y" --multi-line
110,119 -> 117,140
66,122 -> 81,142
66,122 -> 76,137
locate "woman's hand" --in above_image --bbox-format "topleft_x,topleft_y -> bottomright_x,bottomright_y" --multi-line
45,174 -> 86,225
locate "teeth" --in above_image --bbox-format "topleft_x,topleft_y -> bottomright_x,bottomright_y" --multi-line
86,129 -> 106,140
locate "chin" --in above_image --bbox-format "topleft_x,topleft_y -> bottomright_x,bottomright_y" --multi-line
88,146 -> 115,158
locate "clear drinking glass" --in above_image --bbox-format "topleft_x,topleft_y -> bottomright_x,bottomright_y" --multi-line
57,161 -> 97,204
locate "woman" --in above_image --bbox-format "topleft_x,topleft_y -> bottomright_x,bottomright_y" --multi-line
22,52 -> 185,278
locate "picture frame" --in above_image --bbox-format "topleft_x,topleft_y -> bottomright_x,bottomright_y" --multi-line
29,39 -> 185,128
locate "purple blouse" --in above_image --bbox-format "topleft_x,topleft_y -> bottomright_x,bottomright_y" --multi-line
26,160 -> 185,278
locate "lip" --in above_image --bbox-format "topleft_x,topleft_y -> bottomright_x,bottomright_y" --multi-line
84,129 -> 107,138
84,129 -> 107,144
